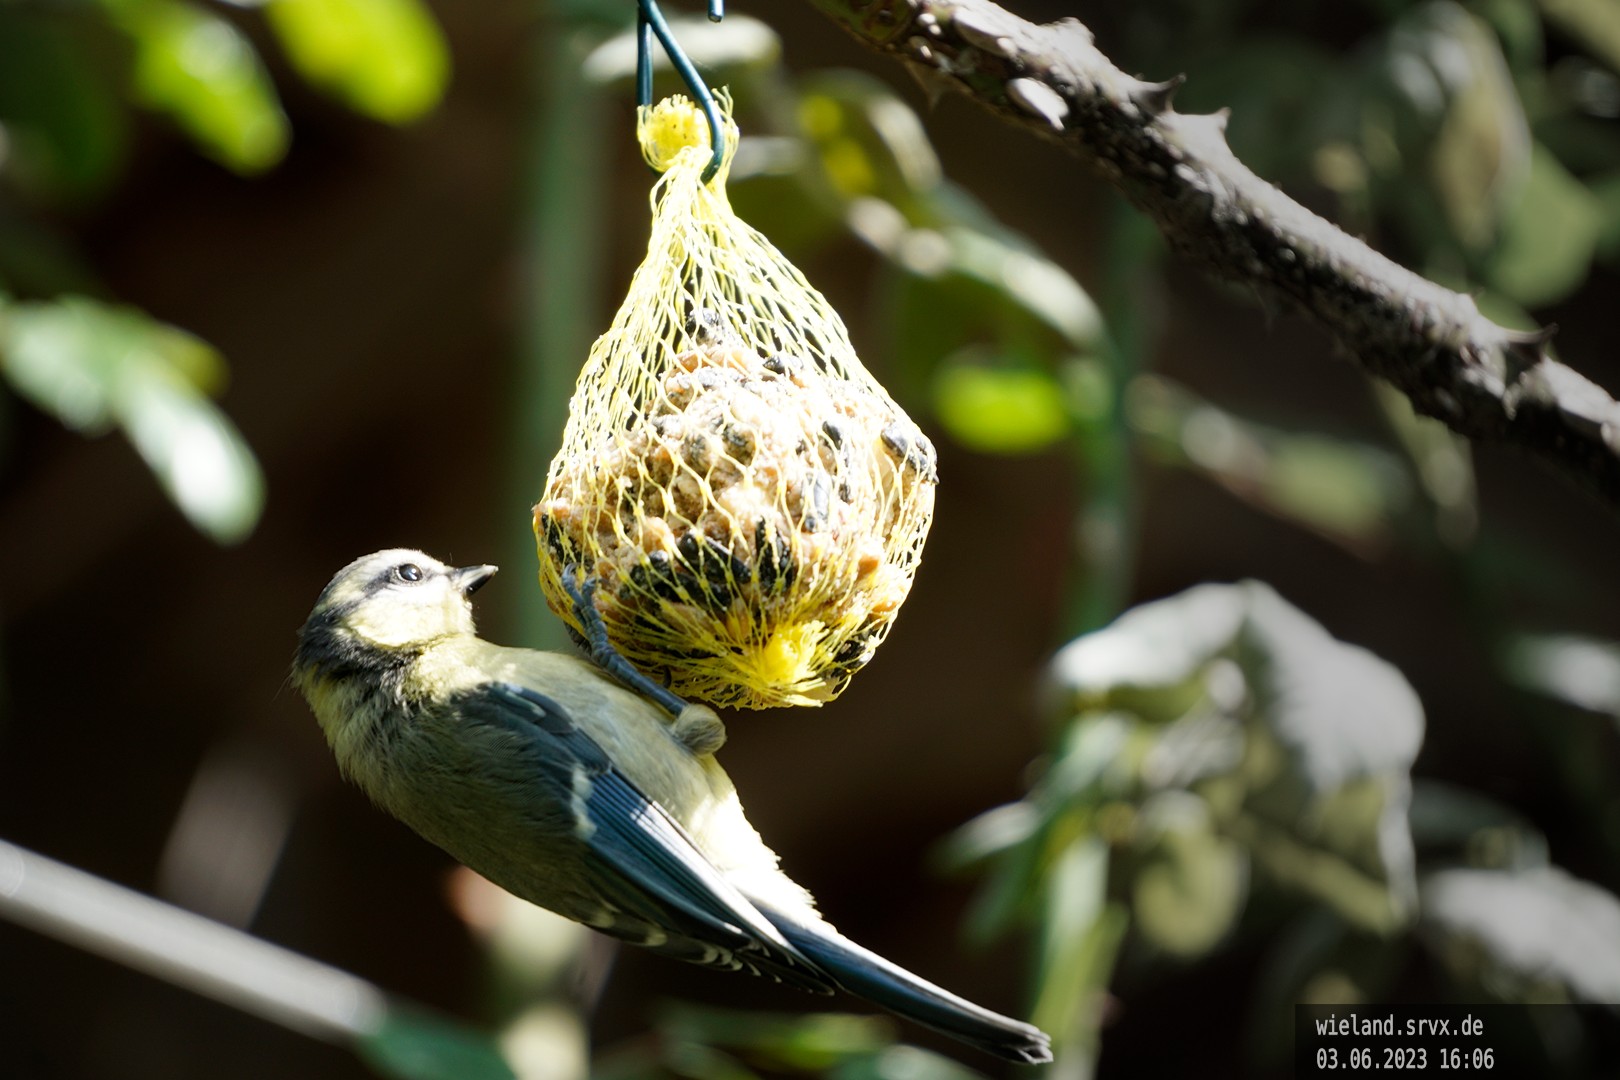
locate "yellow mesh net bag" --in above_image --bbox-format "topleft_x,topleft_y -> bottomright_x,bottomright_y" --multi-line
534,93 -> 937,709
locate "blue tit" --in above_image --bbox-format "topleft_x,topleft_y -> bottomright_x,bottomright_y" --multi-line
292,549 -> 1051,1064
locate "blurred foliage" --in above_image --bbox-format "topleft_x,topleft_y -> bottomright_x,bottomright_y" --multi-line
594,1005 -> 983,1080
0,0 -> 451,543
0,293 -> 263,542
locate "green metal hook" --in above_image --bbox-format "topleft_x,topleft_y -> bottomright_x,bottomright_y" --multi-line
636,0 -> 727,182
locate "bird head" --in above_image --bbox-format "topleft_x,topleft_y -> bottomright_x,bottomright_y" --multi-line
294,549 -> 497,679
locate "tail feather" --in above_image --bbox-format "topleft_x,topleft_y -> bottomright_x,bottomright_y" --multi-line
757,906 -> 1053,1065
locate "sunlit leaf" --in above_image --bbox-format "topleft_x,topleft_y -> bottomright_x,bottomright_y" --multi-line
1048,582 -> 1246,700
104,0 -> 289,173
1504,632 -> 1620,718
1048,582 -> 1424,933
1242,583 -> 1426,793
931,360 -> 1069,454
0,9 -> 129,199
1539,0 -> 1620,77
265,0 -> 450,124
583,14 -> 781,90
1422,866 -> 1620,1002
1031,836 -> 1125,1054
0,295 -> 264,543
1486,143 -> 1602,308
356,1004 -> 516,1080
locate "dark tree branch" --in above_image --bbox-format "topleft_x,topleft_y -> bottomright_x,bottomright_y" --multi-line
806,0 -> 1620,509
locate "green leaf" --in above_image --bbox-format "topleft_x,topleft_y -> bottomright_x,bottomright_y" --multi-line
0,9 -> 130,199
1371,380 -> 1476,547
1539,0 -> 1620,77
105,0 -> 289,173
583,14 -> 781,90
1131,794 -> 1249,958
1047,582 -> 1425,934
1503,632 -> 1620,718
356,1004 -> 515,1080
1408,780 -> 1549,871
796,71 -> 943,213
832,1045 -> 986,1080
1048,581 -> 1247,702
1128,375 -> 1412,554
1031,837 -> 1126,1045
1486,143 -> 1602,308
0,296 -> 264,543
265,0 -> 450,124
1174,37 -> 1347,179
931,360 -> 1069,454
1422,867 -> 1620,1002
1591,171 -> 1620,262
658,1005 -> 896,1071
1360,2 -> 1530,252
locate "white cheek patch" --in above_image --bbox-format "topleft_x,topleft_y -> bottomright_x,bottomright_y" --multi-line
348,586 -> 473,649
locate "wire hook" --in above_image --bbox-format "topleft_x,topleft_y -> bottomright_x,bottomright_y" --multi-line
636,0 -> 727,183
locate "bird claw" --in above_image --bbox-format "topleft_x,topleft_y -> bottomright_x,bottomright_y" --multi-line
561,565 -> 691,720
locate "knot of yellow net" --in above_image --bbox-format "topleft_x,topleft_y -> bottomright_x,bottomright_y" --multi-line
639,92 -> 739,179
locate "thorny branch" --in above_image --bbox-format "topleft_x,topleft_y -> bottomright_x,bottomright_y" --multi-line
806,0 -> 1620,510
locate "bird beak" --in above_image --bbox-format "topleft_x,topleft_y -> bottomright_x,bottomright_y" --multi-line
452,564 -> 498,596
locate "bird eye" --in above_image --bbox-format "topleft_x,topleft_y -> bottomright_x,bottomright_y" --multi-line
394,563 -> 424,583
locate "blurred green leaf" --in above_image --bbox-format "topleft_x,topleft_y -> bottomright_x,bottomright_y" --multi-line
1131,794 -> 1249,958
583,13 -> 781,88
1504,632 -> 1620,718
1475,0 -> 1544,71
1175,37 -> 1347,179
1586,170 -> 1620,262
1048,583 -> 1423,934
1031,836 -> 1126,1065
832,1044 -> 986,1080
1370,381 -> 1476,547
1539,0 -> 1620,77
1240,584 -> 1425,794
1048,582 -> 1246,702
1128,376 -> 1412,555
798,71 -> 942,214
104,0 -> 289,173
356,1004 -> 516,1080
1485,143 -> 1602,307
931,359 -> 1069,455
1426,6 -> 1529,250
0,295 -> 264,543
1422,867 -> 1620,1002
1359,2 -> 1530,253
265,0 -> 450,124
1408,780 -> 1549,871
659,1005 -> 896,1071
0,9 -> 129,199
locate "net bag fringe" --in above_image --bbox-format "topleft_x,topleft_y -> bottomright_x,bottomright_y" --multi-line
534,93 -> 936,709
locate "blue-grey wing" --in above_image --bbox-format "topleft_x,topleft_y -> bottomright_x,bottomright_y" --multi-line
468,681 -> 832,993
